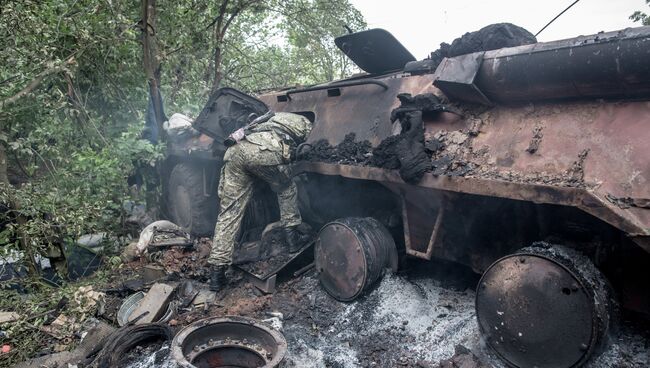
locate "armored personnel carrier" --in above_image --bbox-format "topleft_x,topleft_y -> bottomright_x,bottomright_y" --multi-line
163,25 -> 650,367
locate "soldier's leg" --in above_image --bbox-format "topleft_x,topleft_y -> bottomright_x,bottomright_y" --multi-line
208,153 -> 254,267
275,179 -> 301,228
252,164 -> 301,228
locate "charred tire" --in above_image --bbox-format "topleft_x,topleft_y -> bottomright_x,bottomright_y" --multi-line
315,217 -> 398,302
167,163 -> 215,236
92,323 -> 173,367
475,242 -> 616,368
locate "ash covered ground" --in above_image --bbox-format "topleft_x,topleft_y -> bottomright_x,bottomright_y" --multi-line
124,251 -> 649,368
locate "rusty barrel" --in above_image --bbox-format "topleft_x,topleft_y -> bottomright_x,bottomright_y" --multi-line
315,217 -> 398,301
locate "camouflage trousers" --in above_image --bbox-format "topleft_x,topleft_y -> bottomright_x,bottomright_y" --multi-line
208,142 -> 301,266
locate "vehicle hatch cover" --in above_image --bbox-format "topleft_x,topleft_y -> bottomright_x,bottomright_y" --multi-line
335,28 -> 416,74
192,88 -> 268,154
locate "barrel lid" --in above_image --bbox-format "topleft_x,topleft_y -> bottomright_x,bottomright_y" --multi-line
315,221 -> 368,301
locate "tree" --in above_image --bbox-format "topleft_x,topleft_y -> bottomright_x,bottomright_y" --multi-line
217,0 -> 366,91
0,0 -> 365,274
1,2 -> 367,364
280,0 -> 365,83
154,0 -> 365,104
0,0 -> 157,277
630,0 -> 650,25
141,0 -> 166,138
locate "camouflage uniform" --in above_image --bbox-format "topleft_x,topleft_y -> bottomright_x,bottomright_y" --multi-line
208,112 -> 312,266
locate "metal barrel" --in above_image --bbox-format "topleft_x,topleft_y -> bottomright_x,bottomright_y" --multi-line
316,217 -> 397,301
435,26 -> 650,104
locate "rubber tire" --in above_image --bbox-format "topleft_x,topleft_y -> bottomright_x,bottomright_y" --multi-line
167,163 -> 215,236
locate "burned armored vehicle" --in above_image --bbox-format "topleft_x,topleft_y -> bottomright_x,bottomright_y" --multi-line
163,25 -> 650,368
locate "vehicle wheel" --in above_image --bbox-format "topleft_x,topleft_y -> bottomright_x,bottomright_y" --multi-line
475,242 -> 616,368
315,217 -> 398,301
167,163 -> 216,236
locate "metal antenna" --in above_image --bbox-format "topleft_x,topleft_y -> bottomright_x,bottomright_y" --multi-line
535,0 -> 582,37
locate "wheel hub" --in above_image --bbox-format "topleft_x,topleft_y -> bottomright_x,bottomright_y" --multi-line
171,316 -> 287,368
476,253 -> 596,368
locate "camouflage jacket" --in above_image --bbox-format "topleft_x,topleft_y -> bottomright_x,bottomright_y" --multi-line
225,112 -> 312,165
245,112 -> 311,158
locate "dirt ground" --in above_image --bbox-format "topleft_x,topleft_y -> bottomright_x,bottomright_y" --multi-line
120,249 -> 649,368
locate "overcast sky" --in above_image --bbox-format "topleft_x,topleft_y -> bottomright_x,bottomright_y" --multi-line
349,0 -> 648,59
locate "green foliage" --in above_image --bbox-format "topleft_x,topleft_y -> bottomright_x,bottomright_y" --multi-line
0,2 -> 364,366
630,0 -> 650,25
279,0 -> 366,83
0,287 -> 68,365
0,1 -> 365,364
0,132 -> 162,260
214,0 -> 366,91
0,269 -> 113,366
0,0 -> 364,272
155,0 -> 367,109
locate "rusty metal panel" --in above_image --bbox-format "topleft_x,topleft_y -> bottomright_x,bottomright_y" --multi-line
286,96 -> 650,239
434,26 -> 650,104
260,48 -> 650,245
432,52 -> 491,105
259,74 -> 438,146
293,162 -> 650,240
464,101 -> 650,235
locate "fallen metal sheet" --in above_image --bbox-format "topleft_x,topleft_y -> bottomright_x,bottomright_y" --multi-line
148,239 -> 193,248
127,283 -> 175,325
236,241 -> 314,293
243,273 -> 277,294
117,289 -> 175,327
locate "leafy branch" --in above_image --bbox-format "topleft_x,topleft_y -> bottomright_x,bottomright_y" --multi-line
0,58 -> 76,109
629,0 -> 650,25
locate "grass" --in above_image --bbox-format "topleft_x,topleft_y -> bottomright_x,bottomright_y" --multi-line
0,265 -> 115,367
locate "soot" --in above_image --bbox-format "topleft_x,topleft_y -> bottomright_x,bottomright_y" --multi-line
301,93 -> 453,184
429,23 -> 536,70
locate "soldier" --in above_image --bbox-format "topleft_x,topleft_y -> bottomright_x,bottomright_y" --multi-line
208,111 -> 312,291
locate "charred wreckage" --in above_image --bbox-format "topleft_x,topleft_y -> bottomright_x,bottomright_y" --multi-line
160,24 -> 650,368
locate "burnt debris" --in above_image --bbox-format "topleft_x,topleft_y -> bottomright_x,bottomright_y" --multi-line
429,23 -> 536,71
301,133 -> 372,165
526,126 -> 544,154
300,98 -> 592,188
371,93 -> 443,183
301,93 -> 458,184
405,23 -> 536,76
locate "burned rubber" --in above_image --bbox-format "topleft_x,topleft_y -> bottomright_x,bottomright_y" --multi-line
171,316 -> 287,368
91,323 -> 173,367
315,217 -> 398,302
475,243 -> 614,368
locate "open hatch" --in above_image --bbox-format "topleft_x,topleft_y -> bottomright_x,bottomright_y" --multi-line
335,28 -> 416,74
192,87 -> 269,156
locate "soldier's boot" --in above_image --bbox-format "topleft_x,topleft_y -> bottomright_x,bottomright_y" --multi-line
209,265 -> 228,292
285,226 -> 308,253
